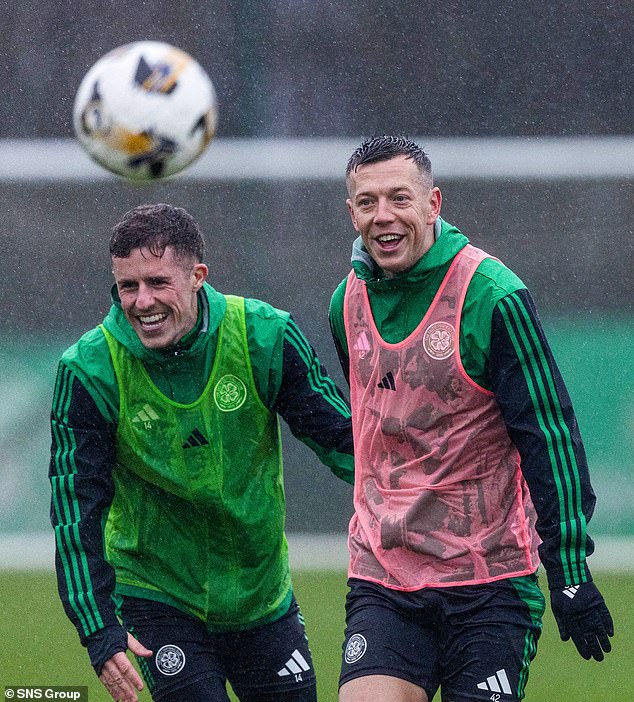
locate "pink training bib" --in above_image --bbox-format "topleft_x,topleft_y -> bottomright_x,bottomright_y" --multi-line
344,244 -> 540,590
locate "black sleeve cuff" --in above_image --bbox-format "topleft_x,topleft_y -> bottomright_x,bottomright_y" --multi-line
86,625 -> 128,676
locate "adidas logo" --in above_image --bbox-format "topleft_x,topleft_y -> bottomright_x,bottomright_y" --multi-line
182,429 -> 209,449
562,585 -> 579,599
277,649 -> 311,678
354,331 -> 371,358
131,404 -> 159,429
477,668 -> 512,695
377,371 -> 396,391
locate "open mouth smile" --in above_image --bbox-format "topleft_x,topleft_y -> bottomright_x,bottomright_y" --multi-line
376,233 -> 404,249
137,312 -> 168,330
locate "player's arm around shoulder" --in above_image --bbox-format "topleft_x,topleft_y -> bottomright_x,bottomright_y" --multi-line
245,296 -> 354,483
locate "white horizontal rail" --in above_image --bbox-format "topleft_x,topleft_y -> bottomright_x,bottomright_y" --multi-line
2,532 -> 633,572
0,136 -> 633,182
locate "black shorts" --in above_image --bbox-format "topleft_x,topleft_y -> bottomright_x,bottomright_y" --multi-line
340,576 -> 545,702
120,596 -> 316,702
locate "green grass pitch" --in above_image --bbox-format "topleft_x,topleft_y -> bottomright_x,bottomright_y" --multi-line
2,570 -> 631,701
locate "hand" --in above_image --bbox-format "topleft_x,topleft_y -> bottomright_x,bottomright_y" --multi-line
550,581 -> 614,661
99,633 -> 153,701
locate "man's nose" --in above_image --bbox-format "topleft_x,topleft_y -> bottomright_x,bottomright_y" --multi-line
135,284 -> 155,310
374,198 -> 395,223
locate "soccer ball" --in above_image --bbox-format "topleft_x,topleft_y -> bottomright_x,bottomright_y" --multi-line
73,41 -> 217,180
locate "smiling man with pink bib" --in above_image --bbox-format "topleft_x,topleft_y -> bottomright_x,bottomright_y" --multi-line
329,136 -> 613,702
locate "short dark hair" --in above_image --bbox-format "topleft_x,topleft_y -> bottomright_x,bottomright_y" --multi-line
110,203 -> 205,262
346,135 -> 432,184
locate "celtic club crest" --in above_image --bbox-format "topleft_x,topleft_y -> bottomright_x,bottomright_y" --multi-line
423,321 -> 455,360
214,374 -> 247,411
344,633 -> 367,664
155,644 -> 186,676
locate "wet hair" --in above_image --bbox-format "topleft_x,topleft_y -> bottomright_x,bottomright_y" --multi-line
346,135 -> 433,185
110,203 -> 205,262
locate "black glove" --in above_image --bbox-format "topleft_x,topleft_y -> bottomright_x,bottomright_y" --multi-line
550,581 -> 614,661
85,625 -> 128,676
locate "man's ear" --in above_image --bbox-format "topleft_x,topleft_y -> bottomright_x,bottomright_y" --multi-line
346,199 -> 359,232
192,263 -> 208,291
428,187 -> 442,223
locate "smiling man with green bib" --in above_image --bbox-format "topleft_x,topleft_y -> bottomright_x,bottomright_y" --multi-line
49,203 -> 354,702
